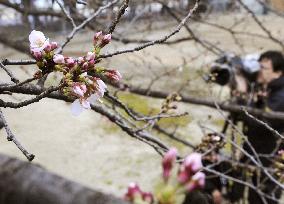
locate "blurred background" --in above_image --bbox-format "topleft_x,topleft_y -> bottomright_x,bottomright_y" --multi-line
0,0 -> 284,197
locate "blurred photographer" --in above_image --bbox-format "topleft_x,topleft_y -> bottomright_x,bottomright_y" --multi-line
239,51 -> 284,204
204,51 -> 284,203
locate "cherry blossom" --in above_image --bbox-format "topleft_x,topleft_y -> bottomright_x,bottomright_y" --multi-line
53,54 -> 65,64
162,148 -> 177,181
185,172 -> 206,192
29,30 -> 49,52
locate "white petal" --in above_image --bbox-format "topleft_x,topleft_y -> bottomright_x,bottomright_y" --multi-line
73,86 -> 84,97
88,94 -> 99,104
71,99 -> 84,116
29,30 -> 46,47
81,100 -> 91,109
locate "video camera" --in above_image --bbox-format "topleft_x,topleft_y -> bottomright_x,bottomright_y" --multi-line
204,53 -> 260,90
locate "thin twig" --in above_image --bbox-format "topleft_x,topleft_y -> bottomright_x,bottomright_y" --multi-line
0,108 -> 35,161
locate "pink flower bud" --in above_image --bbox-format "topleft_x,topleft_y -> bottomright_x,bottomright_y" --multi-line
124,182 -> 142,201
82,62 -> 89,70
105,70 -> 122,82
31,51 -> 42,60
72,83 -> 87,97
44,43 -> 52,52
142,192 -> 154,204
103,34 -> 111,42
93,31 -> 103,46
185,172 -> 205,192
66,57 -> 75,68
99,34 -> 112,48
178,153 -> 203,184
50,42 -> 58,50
162,148 -> 177,181
77,57 -> 84,64
95,79 -> 107,97
86,52 -> 96,61
53,54 -> 65,64
177,165 -> 189,184
184,153 -> 203,174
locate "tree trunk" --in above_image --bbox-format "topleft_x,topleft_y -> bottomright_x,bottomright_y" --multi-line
0,153 -> 128,204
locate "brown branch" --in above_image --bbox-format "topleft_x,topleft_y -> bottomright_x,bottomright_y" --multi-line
0,84 -> 170,155
99,0 -> 201,59
0,109 -> 34,161
107,0 -> 129,34
0,153 -> 128,204
237,0 -> 284,50
114,83 -> 284,121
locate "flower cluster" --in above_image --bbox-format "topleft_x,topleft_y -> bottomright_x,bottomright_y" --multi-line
124,148 -> 205,204
28,30 -> 122,116
125,183 -> 154,204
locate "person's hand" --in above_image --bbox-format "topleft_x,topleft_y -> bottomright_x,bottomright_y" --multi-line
212,189 -> 223,204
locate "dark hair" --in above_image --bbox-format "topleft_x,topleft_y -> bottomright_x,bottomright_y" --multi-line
259,51 -> 284,72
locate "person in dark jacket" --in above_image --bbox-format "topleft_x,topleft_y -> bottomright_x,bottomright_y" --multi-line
238,51 -> 284,204
202,51 -> 284,204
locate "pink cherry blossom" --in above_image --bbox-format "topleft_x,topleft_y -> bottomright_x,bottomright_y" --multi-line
162,148 -> 177,181
29,30 -> 49,52
103,34 -> 112,43
50,42 -> 58,50
178,152 -> 203,184
177,165 -> 189,184
100,34 -> 112,47
184,153 -> 203,173
96,79 -> 107,97
185,172 -> 205,192
105,70 -> 122,82
53,54 -> 65,64
72,83 -> 87,97
124,182 -> 142,201
86,52 -> 96,61
77,57 -> 84,64
44,44 -> 52,52
66,57 -> 75,68
31,51 -> 42,60
142,192 -> 154,204
93,31 -> 103,46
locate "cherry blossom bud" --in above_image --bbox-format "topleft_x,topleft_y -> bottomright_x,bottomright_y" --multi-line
31,51 -> 43,60
177,166 -> 189,184
66,57 -> 75,68
53,54 -> 65,64
73,83 -> 87,97
124,182 -> 142,201
142,192 -> 154,204
185,172 -> 205,192
82,62 -> 89,70
103,34 -> 112,42
29,30 -> 49,52
93,31 -> 103,46
184,153 -> 203,174
88,59 -> 95,67
86,52 -> 96,61
162,148 -> 177,181
178,153 -> 203,184
44,43 -> 52,52
50,42 -> 58,50
99,34 -> 112,48
77,57 -> 84,64
96,79 -> 107,97
105,70 -> 122,82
